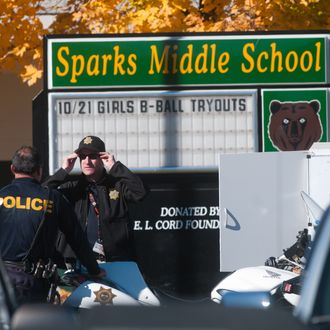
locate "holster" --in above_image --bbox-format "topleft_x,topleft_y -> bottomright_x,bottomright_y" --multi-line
30,259 -> 60,304
33,259 -> 58,280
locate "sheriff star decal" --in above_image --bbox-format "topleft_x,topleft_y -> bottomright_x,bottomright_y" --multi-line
83,136 -> 93,145
109,190 -> 119,200
93,286 -> 117,305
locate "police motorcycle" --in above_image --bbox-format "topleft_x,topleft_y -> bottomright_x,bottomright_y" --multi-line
52,261 -> 161,308
210,191 -> 323,308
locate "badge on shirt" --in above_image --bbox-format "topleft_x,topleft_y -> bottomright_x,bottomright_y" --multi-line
109,190 -> 119,200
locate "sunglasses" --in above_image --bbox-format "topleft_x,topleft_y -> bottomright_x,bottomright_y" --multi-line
79,153 -> 99,160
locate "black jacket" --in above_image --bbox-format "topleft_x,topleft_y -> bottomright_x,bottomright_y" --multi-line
44,161 -> 147,261
0,178 -> 100,275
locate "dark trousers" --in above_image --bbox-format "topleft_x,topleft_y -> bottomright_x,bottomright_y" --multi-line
5,264 -> 50,305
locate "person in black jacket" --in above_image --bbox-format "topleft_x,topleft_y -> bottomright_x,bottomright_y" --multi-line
0,146 -> 104,304
44,136 -> 147,267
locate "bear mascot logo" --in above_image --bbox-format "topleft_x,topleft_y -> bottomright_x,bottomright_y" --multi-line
268,100 -> 322,151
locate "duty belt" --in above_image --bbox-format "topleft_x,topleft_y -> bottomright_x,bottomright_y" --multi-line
4,260 -> 34,273
4,259 -> 57,279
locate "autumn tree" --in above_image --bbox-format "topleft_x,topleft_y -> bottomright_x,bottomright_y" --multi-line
1,0 -> 329,86
0,0 -> 46,85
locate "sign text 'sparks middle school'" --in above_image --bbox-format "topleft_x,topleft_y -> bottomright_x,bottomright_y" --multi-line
48,35 -> 326,88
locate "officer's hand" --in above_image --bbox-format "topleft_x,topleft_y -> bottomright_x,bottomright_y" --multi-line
100,152 -> 116,172
91,268 -> 106,279
62,153 -> 78,173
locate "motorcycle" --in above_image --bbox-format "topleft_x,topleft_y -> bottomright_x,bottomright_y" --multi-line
210,191 -> 323,308
53,261 -> 161,308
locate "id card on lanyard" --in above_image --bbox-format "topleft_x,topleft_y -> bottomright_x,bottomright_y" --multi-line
88,192 -> 105,256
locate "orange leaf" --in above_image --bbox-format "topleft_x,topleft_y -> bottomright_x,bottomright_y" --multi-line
20,64 -> 42,86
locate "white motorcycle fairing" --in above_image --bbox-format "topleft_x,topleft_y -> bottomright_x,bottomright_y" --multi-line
210,191 -> 324,308
62,261 -> 160,308
211,266 -> 299,306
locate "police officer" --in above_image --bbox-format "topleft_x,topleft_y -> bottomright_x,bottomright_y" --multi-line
44,135 -> 147,266
0,145 -> 104,304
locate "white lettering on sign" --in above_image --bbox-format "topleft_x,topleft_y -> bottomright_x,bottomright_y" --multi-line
160,206 -> 208,217
133,206 -> 221,231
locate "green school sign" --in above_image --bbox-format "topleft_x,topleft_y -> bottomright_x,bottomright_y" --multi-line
46,35 -> 328,89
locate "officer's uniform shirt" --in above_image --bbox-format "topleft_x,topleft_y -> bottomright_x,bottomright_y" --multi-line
0,178 -> 49,261
0,177 -> 100,275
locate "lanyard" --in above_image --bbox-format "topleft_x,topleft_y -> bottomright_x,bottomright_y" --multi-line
88,192 -> 100,216
88,191 -> 102,243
